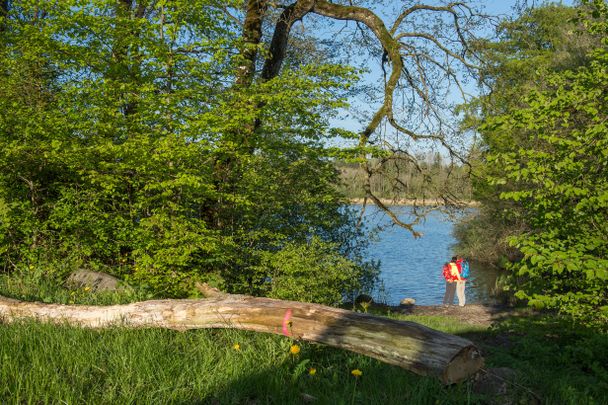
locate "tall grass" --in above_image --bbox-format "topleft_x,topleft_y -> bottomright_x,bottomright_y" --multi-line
0,269 -> 479,403
0,321 -> 484,404
1,269 -> 606,404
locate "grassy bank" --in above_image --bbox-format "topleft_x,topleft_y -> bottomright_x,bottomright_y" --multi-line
1,273 -> 606,404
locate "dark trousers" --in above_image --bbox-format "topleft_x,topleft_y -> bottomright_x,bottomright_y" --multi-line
443,281 -> 456,305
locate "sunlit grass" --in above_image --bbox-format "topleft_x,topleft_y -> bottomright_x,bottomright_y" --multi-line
1,271 -> 606,404
391,314 -> 488,335
0,321 -> 478,404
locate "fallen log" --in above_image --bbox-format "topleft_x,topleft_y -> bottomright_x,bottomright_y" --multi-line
0,289 -> 483,384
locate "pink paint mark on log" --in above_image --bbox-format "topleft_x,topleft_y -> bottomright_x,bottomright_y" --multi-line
282,309 -> 293,336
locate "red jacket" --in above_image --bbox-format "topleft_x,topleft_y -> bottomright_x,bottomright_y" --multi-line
442,262 -> 457,282
442,261 -> 462,282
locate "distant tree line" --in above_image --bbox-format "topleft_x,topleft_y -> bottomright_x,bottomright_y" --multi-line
335,153 -> 473,202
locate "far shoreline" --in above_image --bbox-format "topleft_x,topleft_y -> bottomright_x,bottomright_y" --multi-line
349,198 -> 480,207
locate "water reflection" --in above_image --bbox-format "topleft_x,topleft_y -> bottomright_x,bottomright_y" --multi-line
357,205 -> 500,306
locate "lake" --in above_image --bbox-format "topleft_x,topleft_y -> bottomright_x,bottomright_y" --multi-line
358,205 -> 499,306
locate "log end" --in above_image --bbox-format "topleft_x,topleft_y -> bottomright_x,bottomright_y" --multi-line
442,345 -> 484,385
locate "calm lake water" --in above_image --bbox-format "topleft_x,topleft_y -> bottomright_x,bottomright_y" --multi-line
358,205 -> 499,306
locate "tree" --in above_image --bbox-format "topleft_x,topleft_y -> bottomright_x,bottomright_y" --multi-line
0,0 -> 487,300
233,0 -> 486,231
454,2 -> 602,265
462,1 -> 608,326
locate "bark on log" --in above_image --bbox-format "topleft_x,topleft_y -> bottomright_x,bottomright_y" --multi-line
0,291 -> 483,384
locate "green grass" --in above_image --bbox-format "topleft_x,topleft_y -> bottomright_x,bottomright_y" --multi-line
473,317 -> 608,405
1,271 -> 606,404
0,321 -> 479,404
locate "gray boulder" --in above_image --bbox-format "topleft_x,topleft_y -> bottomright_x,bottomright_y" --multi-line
66,270 -> 129,292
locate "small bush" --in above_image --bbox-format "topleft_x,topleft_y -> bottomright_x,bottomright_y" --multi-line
260,237 -> 377,306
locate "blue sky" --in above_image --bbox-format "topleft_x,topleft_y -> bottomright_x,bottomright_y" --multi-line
327,0 -> 576,150
485,0 -> 574,16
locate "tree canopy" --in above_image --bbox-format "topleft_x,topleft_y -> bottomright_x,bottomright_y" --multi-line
0,0 -> 486,301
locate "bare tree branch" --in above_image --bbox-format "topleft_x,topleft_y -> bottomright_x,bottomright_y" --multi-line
396,32 -> 480,70
390,2 -> 467,35
240,0 -> 486,231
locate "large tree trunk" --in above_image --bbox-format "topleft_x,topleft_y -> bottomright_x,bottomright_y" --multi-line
236,0 -> 267,86
0,291 -> 483,384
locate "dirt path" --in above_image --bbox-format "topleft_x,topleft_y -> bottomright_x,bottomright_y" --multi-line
392,304 -> 528,326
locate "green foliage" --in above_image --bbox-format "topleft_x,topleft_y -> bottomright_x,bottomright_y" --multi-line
260,237 -> 378,305
455,3 -> 602,265
488,50 -> 608,325
0,265 -> 150,305
0,0 -> 376,301
462,2 -> 608,325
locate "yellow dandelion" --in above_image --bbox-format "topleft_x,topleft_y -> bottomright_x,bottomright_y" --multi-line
233,343 -> 240,351
351,369 -> 362,378
308,367 -> 316,376
84,286 -> 91,292
289,344 -> 300,355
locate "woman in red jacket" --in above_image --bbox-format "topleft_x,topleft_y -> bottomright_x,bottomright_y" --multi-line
442,258 -> 458,305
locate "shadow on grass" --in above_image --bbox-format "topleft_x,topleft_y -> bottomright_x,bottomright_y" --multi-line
196,338 -> 477,405
342,303 -> 607,405
456,314 -> 608,405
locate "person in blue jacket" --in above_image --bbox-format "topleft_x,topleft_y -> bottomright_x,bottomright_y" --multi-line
455,255 -> 469,306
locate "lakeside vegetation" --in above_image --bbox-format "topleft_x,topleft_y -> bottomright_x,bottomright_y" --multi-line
453,1 -> 608,326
